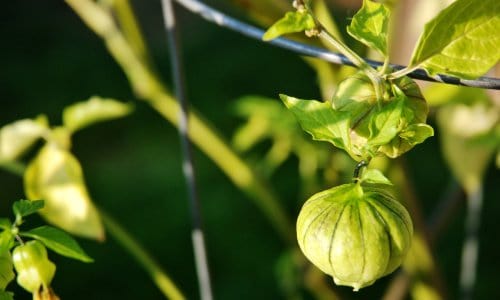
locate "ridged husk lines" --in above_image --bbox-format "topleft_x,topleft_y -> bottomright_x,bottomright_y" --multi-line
296,183 -> 413,291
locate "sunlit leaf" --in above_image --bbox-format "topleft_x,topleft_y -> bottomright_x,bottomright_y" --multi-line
347,0 -> 390,57
399,124 -> 434,146
263,11 -> 316,41
21,226 -> 93,263
12,200 -> 44,219
24,144 -> 105,240
0,220 -> 10,231
0,231 -> 14,255
409,0 -> 500,79
0,251 -> 15,292
360,168 -> 392,185
280,94 -> 352,155
0,116 -> 48,162
368,98 -> 404,147
63,96 -> 133,133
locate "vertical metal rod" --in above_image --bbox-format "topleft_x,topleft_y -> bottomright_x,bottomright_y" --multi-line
160,1 -> 213,299
460,186 -> 483,300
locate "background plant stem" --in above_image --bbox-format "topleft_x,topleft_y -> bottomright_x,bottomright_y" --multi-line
0,163 -> 185,300
64,0 -> 295,244
99,209 -> 186,300
384,159 -> 449,300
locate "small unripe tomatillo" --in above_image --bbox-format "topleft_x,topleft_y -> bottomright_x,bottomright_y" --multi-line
12,240 -> 56,293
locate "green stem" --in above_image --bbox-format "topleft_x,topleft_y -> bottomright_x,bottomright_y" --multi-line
300,2 -> 385,99
0,161 -> 25,177
352,160 -> 368,183
317,29 -> 384,100
109,0 -> 152,67
99,209 -> 186,300
64,0 -> 295,243
388,65 -> 419,80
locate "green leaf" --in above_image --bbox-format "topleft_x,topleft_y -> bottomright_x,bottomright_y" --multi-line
24,144 -> 105,240
0,231 -> 14,255
21,226 -> 93,263
0,116 -> 48,163
263,11 -> 316,41
347,0 -> 390,57
360,168 -> 393,185
12,200 -> 44,219
368,98 -> 404,147
409,0 -> 500,79
280,94 -> 352,153
63,96 -> 133,133
0,251 -> 15,291
0,291 -> 13,300
0,220 -> 10,231
400,124 -> 434,146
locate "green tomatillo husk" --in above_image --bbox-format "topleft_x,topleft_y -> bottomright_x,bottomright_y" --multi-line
332,72 -> 432,159
296,182 -> 413,290
12,241 -> 56,293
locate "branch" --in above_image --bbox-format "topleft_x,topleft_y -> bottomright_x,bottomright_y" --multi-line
64,0 -> 295,244
173,0 -> 500,90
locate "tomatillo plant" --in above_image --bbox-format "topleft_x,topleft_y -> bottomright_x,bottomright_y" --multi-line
264,0 -> 499,291
0,200 -> 93,299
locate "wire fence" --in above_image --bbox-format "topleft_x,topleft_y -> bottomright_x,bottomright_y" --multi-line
174,0 -> 500,90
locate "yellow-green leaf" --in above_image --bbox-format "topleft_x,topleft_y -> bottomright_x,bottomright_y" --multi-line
263,11 -> 316,41
24,144 -> 105,241
409,0 -> 500,79
280,94 -> 352,156
347,0 -> 390,57
21,226 -> 93,263
63,96 -> 133,133
0,116 -> 48,162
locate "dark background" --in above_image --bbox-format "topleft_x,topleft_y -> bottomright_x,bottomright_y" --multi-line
1,0 -> 498,299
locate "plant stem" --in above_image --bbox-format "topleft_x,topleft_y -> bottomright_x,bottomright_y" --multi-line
0,163 -> 186,299
64,0 -> 295,244
109,0 -> 151,67
99,209 -> 186,300
388,65 -> 419,80
0,161 -> 25,177
352,160 -> 368,183
316,28 -> 384,100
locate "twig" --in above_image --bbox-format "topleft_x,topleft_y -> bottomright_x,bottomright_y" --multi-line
160,1 -> 213,299
172,0 -> 500,90
65,0 -> 294,244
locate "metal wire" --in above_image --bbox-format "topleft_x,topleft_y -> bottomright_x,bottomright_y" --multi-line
161,1 -> 214,299
174,0 -> 500,90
